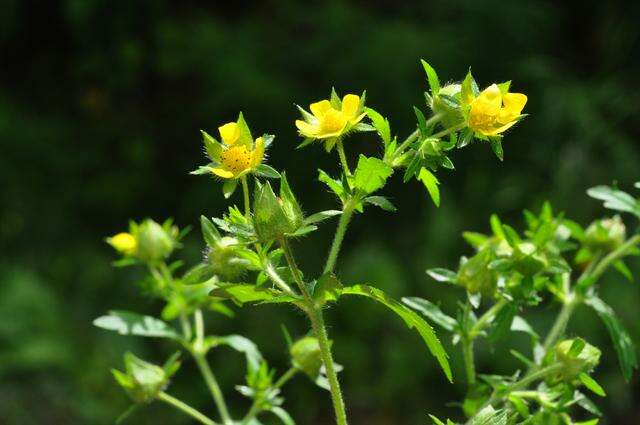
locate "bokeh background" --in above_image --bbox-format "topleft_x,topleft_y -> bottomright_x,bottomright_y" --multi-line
2,0 -> 640,423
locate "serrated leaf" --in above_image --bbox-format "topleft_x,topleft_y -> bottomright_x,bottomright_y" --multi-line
585,296 -> 638,380
363,196 -> 397,212
353,155 -> 393,194
211,284 -> 301,306
318,169 -> 345,200
418,168 -> 440,207
414,106 -> 428,136
204,335 -> 263,373
587,185 -> 640,218
340,284 -> 452,381
93,311 -> 180,339
402,297 -> 457,331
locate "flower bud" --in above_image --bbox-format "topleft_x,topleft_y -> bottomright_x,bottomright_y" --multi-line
430,83 -> 465,128
545,338 -> 601,384
585,216 -> 626,252
111,352 -> 180,403
135,219 -> 177,262
290,336 -> 323,379
513,242 -> 547,276
457,249 -> 498,296
206,236 -> 249,281
106,232 -> 137,256
253,175 -> 304,243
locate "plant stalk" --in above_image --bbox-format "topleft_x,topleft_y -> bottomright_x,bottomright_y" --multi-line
193,352 -> 233,424
279,238 -> 348,425
461,337 -> 476,387
241,176 -> 251,218
323,198 -> 357,275
158,392 -> 219,425
336,140 -> 352,177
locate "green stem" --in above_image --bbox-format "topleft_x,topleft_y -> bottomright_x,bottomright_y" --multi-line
308,307 -> 348,425
180,314 -> 193,342
542,295 -> 577,352
241,176 -> 251,218
264,262 -> 296,295
274,367 -> 298,389
279,238 -> 348,425
583,234 -> 640,285
158,392 -> 219,425
336,140 -> 352,177
470,299 -> 508,338
193,352 -> 233,424
431,123 -> 465,139
323,198 -> 357,275
461,337 -> 476,388
395,114 -> 442,156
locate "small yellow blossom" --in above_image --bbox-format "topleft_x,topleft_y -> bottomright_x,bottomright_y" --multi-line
204,115 -> 267,179
296,94 -> 366,139
107,232 -> 137,256
465,84 -> 527,136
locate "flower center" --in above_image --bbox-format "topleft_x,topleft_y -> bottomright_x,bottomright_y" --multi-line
220,145 -> 252,174
320,109 -> 347,133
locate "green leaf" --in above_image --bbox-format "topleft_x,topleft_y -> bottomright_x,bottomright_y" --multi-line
318,169 -> 345,200
304,210 -> 342,225
93,311 -> 180,340
421,59 -> 440,94
270,406 -> 295,425
490,138 -> 504,161
613,260 -> 633,281
587,185 -> 640,218
236,112 -> 253,145
200,215 -> 220,247
211,284 -> 301,306
413,106 -> 428,136
458,128 -> 474,148
330,87 -> 342,109
402,297 -> 457,331
418,168 -> 440,207
510,316 -> 539,340
463,232 -> 490,248
585,296 -> 638,380
201,130 -> 223,161
222,179 -> 238,199
579,372 -> 606,397
339,284 -> 452,382
365,107 -> 391,145
488,303 -> 517,342
426,268 -> 457,284
353,155 -> 393,194
254,164 -> 281,179
204,335 -> 263,373
468,405 -> 507,425
363,196 -> 397,212
313,273 -> 343,306
461,69 -> 479,104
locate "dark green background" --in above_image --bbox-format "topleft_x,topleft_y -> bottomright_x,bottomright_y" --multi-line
2,0 -> 639,423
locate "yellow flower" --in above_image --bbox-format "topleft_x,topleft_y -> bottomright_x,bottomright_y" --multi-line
465,84 -> 527,136
107,232 -> 137,256
202,114 -> 267,179
295,93 -> 366,139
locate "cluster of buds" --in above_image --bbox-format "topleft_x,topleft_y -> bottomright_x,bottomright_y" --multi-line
545,338 -> 601,385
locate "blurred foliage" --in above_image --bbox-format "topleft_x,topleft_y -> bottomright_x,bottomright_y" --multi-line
1,0 -> 640,423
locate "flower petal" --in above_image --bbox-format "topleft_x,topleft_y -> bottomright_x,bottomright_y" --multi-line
341,94 -> 360,119
210,167 -> 235,179
499,93 -> 527,124
218,122 -> 240,146
310,100 -> 332,118
296,120 -> 320,137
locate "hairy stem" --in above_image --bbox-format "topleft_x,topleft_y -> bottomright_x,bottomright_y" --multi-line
279,238 -> 348,425
470,298 -> 508,338
336,140 -> 352,177
158,392 -> 219,425
542,295 -> 577,352
323,198 -> 357,275
461,337 -> 476,388
395,114 -> 442,156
